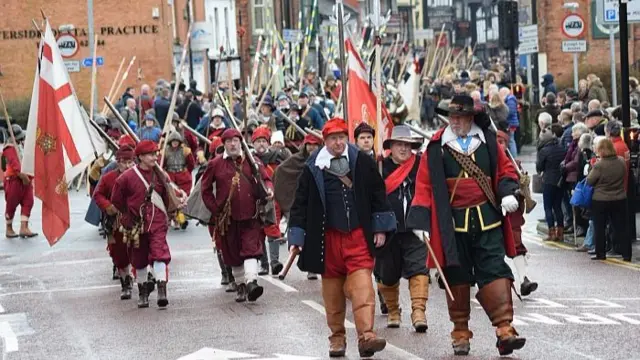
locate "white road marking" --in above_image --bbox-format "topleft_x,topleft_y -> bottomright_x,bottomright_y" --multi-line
301,300 -> 424,360
259,276 -> 299,292
0,322 -> 18,354
0,304 -> 5,314
536,338 -> 603,360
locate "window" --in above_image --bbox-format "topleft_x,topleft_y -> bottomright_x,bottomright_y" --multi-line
252,0 -> 270,35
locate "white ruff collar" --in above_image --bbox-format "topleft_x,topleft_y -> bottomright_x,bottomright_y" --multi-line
315,146 -> 349,170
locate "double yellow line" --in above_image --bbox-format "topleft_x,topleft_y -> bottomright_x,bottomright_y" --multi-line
539,237 -> 640,271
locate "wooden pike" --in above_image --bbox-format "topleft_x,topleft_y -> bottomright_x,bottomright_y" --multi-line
256,53 -> 285,112
89,35 -> 99,121
0,84 -> 18,146
423,233 -> 455,302
101,58 -> 125,115
248,35 -> 263,97
103,56 -> 136,116
159,24 -> 193,169
427,24 -> 446,79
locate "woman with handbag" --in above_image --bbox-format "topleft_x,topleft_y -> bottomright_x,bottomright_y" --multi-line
586,138 -> 630,261
536,124 -> 567,241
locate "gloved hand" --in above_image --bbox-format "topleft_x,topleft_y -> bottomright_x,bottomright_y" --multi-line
413,230 -> 430,242
501,195 -> 519,214
196,150 -> 206,165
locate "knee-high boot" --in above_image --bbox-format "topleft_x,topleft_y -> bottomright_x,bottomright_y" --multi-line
345,269 -> 386,358
476,278 -> 526,356
408,274 -> 429,332
321,277 -> 347,357
446,284 -> 473,356
377,282 -> 400,328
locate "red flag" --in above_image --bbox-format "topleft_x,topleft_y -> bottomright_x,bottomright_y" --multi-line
345,39 -> 393,154
22,20 -> 106,246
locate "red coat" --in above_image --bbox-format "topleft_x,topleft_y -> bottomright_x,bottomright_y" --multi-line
1,144 -> 21,177
201,154 -> 273,222
407,127 -> 519,268
93,170 -> 121,211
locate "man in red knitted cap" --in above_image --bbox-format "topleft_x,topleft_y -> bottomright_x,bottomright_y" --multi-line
252,125 -> 290,275
288,118 -> 396,358
201,128 -> 274,303
111,140 -> 174,309
93,145 -> 136,300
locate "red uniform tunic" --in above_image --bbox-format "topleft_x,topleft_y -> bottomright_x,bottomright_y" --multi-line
1,144 -> 34,221
260,156 -> 283,239
111,165 -> 171,269
201,154 -> 273,267
93,169 -> 130,269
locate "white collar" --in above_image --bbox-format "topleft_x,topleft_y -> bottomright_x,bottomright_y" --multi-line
222,151 -> 244,160
315,146 -> 349,170
441,122 -> 486,144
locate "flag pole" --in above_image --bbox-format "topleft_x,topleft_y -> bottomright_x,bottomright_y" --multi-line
0,85 -> 18,146
371,0 -> 386,157
336,0 -> 349,126
89,35 -> 99,122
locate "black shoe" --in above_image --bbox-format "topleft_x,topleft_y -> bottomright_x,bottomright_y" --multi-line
246,280 -> 264,302
497,336 -> 526,356
112,265 -> 119,280
591,255 -> 606,260
377,290 -> 388,315
120,275 -> 133,300
271,262 -> 284,276
137,283 -> 149,308
146,272 -> 156,293
235,283 -> 247,302
258,264 -> 269,276
226,282 -> 238,293
564,226 -> 574,234
520,277 -> 538,296
606,250 -> 623,258
587,249 -> 596,255
157,281 -> 168,308
180,220 -> 189,230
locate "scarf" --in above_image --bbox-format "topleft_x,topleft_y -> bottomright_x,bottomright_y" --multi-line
384,154 -> 417,195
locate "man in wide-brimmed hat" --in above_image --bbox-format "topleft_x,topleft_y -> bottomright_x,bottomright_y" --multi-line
288,118 -> 396,358
376,125 -> 429,333
407,94 -> 526,356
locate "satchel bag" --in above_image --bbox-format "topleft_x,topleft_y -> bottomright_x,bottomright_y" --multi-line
532,173 -> 543,194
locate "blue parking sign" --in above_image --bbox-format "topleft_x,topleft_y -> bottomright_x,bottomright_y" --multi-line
82,57 -> 104,67
605,9 -> 617,21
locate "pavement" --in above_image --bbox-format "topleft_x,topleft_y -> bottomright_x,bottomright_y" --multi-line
1,150 -> 640,360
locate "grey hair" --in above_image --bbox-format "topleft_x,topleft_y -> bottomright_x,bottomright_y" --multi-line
578,133 -> 592,150
572,122 -> 589,137
570,101 -> 583,114
538,112 -> 553,129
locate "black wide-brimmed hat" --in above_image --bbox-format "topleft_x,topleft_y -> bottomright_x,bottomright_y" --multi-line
435,94 -> 477,116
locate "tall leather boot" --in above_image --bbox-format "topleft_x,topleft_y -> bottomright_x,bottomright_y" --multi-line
408,274 -> 429,333
544,227 -> 556,242
446,284 -> 473,356
556,227 -> 564,242
120,274 -> 133,300
137,283 -> 149,308
322,277 -> 347,357
345,269 -> 386,358
476,278 -> 526,356
5,222 -> 18,239
217,251 -> 231,285
19,221 -> 38,238
157,281 -> 168,308
377,282 -> 401,328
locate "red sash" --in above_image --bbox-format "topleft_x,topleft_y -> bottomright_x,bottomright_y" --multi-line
384,154 -> 416,195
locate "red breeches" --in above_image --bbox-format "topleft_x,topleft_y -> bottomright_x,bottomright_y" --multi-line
168,171 -> 193,196
323,227 -> 374,279
130,213 -> 171,269
108,231 -> 130,269
264,201 -> 282,238
3,177 -> 34,220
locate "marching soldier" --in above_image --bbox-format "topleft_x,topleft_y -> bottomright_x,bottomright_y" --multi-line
376,125 -> 429,332
251,126 -> 289,275
2,124 -> 38,238
200,129 -> 274,303
162,131 -> 195,229
111,140 -> 175,309
93,146 -> 136,299
288,118 -> 396,358
407,95 -> 526,356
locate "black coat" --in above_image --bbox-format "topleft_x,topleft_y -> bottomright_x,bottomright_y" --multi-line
536,137 -> 566,185
287,144 -> 397,274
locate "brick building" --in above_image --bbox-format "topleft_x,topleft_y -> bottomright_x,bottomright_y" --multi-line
537,0 -> 640,89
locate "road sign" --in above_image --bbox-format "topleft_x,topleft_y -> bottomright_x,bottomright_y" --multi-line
414,29 -> 434,41
602,0 -> 640,24
191,22 -> 214,51
562,40 -> 587,53
518,24 -> 539,55
56,33 -> 79,58
282,29 -> 302,43
82,57 -> 104,67
562,14 -> 586,38
63,60 -> 81,73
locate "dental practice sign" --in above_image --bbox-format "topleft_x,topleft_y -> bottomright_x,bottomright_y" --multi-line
562,14 -> 586,38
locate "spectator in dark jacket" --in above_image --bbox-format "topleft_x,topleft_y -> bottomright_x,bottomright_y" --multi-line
536,124 -> 567,241
560,110 -> 577,149
541,74 -> 557,97
154,87 -> 171,128
500,87 -> 519,156
177,91 -> 205,129
539,92 -> 562,123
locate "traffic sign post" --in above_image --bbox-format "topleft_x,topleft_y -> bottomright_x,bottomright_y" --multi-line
518,24 -> 539,55
561,12 -> 585,91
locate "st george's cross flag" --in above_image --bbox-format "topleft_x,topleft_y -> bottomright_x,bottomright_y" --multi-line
345,39 -> 393,155
22,20 -> 106,246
